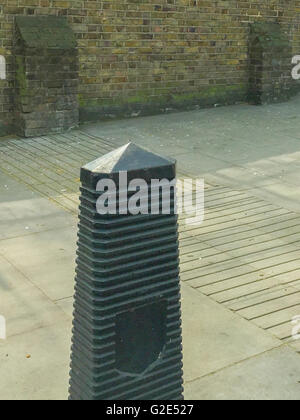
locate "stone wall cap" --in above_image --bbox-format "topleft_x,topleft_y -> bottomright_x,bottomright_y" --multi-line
15,16 -> 77,49
250,21 -> 289,49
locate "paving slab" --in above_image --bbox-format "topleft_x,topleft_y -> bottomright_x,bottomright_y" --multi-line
0,255 -> 69,338
184,345 -> 300,400
0,170 -> 75,240
0,321 -> 71,400
181,284 -> 280,383
0,226 -> 77,302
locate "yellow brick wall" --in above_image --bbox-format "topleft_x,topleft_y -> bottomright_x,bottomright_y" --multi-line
0,0 -> 300,132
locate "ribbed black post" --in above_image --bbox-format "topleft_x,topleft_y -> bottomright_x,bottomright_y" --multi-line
69,143 -> 184,400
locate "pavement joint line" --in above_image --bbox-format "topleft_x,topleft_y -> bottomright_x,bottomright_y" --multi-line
0,221 -> 77,243
199,199 -> 272,214
188,236 -> 300,262
201,223 -> 300,246
201,189 -> 248,198
205,273 -> 300,296
246,302 -> 300,322
179,204 -> 286,227
0,170 -> 80,214
200,196 -> 253,206
180,209 -> 294,233
181,249 -> 300,278
0,135 -> 118,185
180,212 -> 296,239
58,139 -> 115,156
0,252 -> 66,307
5,142 -> 83,177
180,244 -> 300,272
183,341 -> 290,386
203,198 -> 265,211
20,142 -> 88,166
179,215 -> 300,244
231,290 -> 300,312
265,318 -> 300,330
195,236 -> 300,255
178,198 -> 260,215
77,130 -> 132,149
179,203 -> 269,226
0,158 -> 76,185
54,295 -> 74,303
44,135 -> 111,158
63,134 -> 115,152
211,277 -> 300,302
186,256 -> 300,286
200,273 -> 300,297
0,321 -> 70,342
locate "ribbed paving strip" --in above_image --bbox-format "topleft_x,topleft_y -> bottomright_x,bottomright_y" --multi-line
179,180 -> 300,344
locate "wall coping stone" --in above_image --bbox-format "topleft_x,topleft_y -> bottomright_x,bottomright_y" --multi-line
15,16 -> 77,50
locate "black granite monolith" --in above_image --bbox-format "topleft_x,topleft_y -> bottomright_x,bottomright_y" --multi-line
69,143 -> 184,400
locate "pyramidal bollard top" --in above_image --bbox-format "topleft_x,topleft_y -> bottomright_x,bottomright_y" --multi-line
81,143 -> 176,186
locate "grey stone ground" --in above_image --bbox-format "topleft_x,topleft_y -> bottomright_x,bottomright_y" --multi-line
1,96 -> 300,399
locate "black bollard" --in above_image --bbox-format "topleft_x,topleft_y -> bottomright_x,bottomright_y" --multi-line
69,143 -> 184,400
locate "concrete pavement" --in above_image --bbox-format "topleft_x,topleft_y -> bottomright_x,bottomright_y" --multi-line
1,96 -> 300,399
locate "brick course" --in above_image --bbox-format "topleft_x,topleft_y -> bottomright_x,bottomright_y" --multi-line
0,1 -> 300,135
